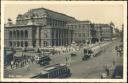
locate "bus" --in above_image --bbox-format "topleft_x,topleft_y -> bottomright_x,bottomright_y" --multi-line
31,64 -> 71,78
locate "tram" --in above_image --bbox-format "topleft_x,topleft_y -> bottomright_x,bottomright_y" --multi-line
82,43 -> 106,61
31,64 -> 71,78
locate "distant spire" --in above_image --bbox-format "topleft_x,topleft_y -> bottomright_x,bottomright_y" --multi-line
110,21 -> 115,27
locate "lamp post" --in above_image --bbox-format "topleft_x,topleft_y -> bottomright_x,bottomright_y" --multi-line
65,44 -> 67,53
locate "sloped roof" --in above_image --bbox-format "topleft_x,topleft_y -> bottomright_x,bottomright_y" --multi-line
29,7 -> 77,22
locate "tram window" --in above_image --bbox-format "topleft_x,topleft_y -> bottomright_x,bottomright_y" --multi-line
63,68 -> 65,73
58,69 -> 61,75
54,70 -> 57,77
45,74 -> 48,78
57,69 -> 59,76
49,72 -> 52,78
64,68 -> 67,73
42,74 -> 48,78
65,68 -> 67,73
60,69 -> 62,74
56,70 -> 59,77
84,49 -> 87,53
51,72 -> 54,78
88,50 -> 93,54
62,68 -> 65,74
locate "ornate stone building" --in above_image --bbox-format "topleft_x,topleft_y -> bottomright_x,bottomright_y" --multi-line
93,23 -> 113,42
4,8 -> 113,49
67,21 -> 92,45
4,8 -> 77,49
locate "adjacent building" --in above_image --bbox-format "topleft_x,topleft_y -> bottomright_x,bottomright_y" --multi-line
67,21 -> 92,45
4,8 -> 77,49
93,23 -> 113,42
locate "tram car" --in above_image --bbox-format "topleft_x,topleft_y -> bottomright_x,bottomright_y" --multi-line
70,52 -> 77,57
82,43 -> 106,61
31,64 -> 71,78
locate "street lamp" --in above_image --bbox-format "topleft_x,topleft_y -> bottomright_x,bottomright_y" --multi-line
65,43 -> 67,53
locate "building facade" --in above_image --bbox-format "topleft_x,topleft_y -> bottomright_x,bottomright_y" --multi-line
93,23 -> 113,42
4,8 -> 77,49
67,21 -> 92,45
4,8 -> 113,49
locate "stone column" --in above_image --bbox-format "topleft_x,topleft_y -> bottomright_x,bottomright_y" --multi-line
36,27 -> 39,48
28,28 -> 33,48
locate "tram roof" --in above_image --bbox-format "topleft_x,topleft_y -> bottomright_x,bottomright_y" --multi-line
44,66 -> 56,71
43,64 -> 67,71
40,71 -> 48,74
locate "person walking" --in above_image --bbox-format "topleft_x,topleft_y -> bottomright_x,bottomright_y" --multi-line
105,67 -> 110,76
26,63 -> 30,71
10,61 -> 14,69
113,60 -> 116,66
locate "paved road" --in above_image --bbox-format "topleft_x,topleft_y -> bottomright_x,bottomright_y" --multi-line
4,39 -> 123,78
69,40 -> 122,78
50,39 -> 122,78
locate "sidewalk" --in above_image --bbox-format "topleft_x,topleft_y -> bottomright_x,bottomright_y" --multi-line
5,63 -> 44,78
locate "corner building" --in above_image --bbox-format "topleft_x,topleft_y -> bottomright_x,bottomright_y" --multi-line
67,21 -> 92,45
4,8 -> 77,48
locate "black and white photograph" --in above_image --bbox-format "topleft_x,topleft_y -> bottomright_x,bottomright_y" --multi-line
0,1 -> 127,82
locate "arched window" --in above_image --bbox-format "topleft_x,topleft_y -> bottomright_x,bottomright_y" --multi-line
25,41 -> 28,47
17,30 -> 20,38
9,31 -> 12,38
32,41 -> 36,47
13,31 -> 16,38
21,30 -> 24,38
9,41 -> 12,47
43,41 -> 48,47
17,41 -> 20,47
21,41 -> 23,47
13,42 -> 16,47
25,30 -> 28,38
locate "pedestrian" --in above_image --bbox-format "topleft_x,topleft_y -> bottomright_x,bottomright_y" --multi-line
26,64 -> 30,71
28,58 -> 30,64
15,62 -> 18,69
18,62 -> 21,68
10,61 -> 13,69
13,62 -> 16,69
113,60 -> 116,66
101,72 -> 107,79
105,68 -> 110,76
31,58 -> 34,63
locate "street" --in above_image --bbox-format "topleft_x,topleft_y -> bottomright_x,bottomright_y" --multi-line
4,39 -> 123,78
50,39 -> 122,78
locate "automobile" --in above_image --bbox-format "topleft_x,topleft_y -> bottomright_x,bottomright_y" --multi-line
101,72 -> 107,78
82,49 -> 92,61
38,56 -> 51,64
40,61 -> 49,66
70,53 -> 77,57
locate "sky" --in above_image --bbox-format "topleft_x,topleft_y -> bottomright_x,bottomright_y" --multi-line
4,3 -> 125,30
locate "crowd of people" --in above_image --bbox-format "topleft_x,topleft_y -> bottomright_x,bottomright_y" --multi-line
9,46 -> 78,70
10,55 -> 35,69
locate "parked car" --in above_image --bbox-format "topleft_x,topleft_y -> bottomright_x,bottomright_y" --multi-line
70,53 -> 77,57
40,61 -> 49,66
